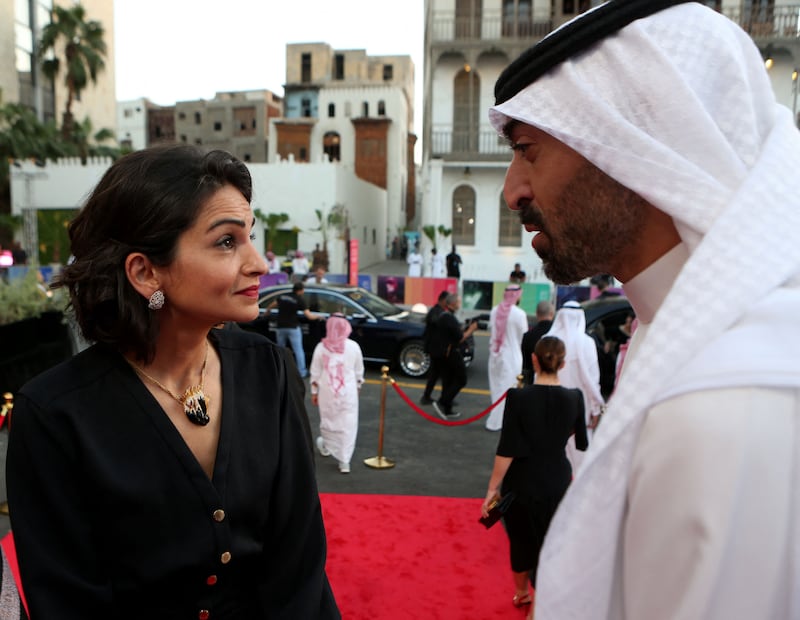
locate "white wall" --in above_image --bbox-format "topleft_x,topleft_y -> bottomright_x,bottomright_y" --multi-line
10,157 -> 112,213
10,156 -> 387,274
248,159 -> 387,273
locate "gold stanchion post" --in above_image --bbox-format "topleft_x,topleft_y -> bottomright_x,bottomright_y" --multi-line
516,373 -> 525,388
0,392 -> 13,516
364,366 -> 395,469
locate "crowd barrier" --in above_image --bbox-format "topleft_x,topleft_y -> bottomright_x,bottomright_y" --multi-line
363,366 -> 522,470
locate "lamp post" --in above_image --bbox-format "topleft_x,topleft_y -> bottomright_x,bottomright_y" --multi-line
793,68 -> 799,127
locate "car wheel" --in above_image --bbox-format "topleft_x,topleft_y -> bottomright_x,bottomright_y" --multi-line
397,340 -> 430,378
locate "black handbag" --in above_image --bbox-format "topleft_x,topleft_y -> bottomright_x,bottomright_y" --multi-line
478,492 -> 515,529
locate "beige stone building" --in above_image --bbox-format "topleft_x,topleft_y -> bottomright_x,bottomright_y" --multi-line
174,90 -> 283,163
271,42 -> 417,233
0,0 -> 116,132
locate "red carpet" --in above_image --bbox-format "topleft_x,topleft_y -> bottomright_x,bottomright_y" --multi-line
1,495 -> 528,619
320,493 -> 531,619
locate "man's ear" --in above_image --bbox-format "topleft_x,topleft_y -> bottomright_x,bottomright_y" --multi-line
558,359 -> 566,371
125,252 -> 161,301
532,353 -> 541,374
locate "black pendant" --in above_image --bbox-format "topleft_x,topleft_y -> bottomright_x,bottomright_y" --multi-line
182,388 -> 210,426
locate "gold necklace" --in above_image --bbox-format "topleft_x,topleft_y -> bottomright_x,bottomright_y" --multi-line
128,341 -> 211,426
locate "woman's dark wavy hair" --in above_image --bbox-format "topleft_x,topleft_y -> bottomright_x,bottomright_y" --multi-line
535,336 -> 566,375
54,144 -> 252,363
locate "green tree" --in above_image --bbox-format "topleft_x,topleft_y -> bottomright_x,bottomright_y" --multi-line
437,225 -> 452,248
314,206 -> 346,252
0,101 -> 68,245
66,116 -> 123,164
0,100 -> 120,250
254,210 -> 290,251
39,4 -> 107,140
422,224 -> 437,249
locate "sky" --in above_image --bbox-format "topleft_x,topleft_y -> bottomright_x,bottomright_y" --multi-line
114,0 -> 426,131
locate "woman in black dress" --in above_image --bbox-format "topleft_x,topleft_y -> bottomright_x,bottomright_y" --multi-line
6,145 -> 340,619
481,336 -> 588,611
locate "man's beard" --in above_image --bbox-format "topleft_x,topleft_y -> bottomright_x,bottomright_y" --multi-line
519,162 -> 648,285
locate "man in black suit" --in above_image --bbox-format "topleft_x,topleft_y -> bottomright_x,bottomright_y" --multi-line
521,300 -> 554,384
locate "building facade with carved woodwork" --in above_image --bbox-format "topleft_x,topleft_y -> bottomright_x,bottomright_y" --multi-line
268,42 -> 417,243
420,0 -> 800,283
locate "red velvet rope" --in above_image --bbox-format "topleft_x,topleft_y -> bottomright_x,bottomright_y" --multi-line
389,379 -> 508,426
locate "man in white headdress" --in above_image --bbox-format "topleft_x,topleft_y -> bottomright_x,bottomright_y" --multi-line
489,1 -> 800,618
486,284 -> 527,431
543,301 -> 604,470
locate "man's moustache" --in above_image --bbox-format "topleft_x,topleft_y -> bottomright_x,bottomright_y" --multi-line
518,203 -> 545,229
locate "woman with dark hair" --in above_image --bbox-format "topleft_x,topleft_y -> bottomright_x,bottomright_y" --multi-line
6,145 -> 340,619
481,336 -> 588,612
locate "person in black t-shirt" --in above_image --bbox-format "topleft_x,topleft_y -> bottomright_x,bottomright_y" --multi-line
446,246 -> 462,279
429,293 -> 477,419
268,281 -> 321,378
420,290 -> 450,405
509,263 -> 527,283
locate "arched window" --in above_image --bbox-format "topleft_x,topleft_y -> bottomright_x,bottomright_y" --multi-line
362,101 -> 369,117
452,185 -> 476,246
323,131 -> 341,162
498,193 -> 521,246
328,103 -> 335,118
378,100 -> 386,116
453,68 -> 480,153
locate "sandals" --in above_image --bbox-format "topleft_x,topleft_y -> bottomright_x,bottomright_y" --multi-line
512,592 -> 532,607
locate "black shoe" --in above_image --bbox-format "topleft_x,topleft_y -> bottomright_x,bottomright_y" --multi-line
432,400 -> 449,421
419,396 -> 434,405
446,411 -> 462,419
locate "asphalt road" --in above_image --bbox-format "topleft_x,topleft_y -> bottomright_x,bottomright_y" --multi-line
0,332 -> 498,539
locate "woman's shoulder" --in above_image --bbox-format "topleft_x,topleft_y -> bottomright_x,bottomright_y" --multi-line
213,325 -> 283,355
508,384 -> 582,399
18,344 -> 124,409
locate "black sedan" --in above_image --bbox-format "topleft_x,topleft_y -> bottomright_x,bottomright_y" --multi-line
581,294 -> 634,399
238,283 -> 474,378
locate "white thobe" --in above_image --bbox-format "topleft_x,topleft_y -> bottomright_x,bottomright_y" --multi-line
558,331 -> 603,472
606,386 -> 798,620
309,340 -> 365,466
431,254 -> 446,278
486,304 -> 528,431
291,257 -> 309,276
407,252 -> 422,277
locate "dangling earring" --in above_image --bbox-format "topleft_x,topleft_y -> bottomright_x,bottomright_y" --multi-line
148,290 -> 165,310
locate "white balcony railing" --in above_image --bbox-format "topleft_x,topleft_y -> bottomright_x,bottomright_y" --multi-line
430,6 -> 800,44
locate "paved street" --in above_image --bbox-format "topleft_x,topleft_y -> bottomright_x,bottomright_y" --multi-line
0,331 -> 499,539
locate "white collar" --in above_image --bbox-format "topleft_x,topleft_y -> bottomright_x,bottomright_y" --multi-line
622,242 -> 688,325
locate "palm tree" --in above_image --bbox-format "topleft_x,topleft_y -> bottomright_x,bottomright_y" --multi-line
422,224 -> 437,250
314,206 -> 347,252
66,116 -> 121,164
39,4 -> 107,140
437,225 -> 452,247
254,210 -> 290,252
